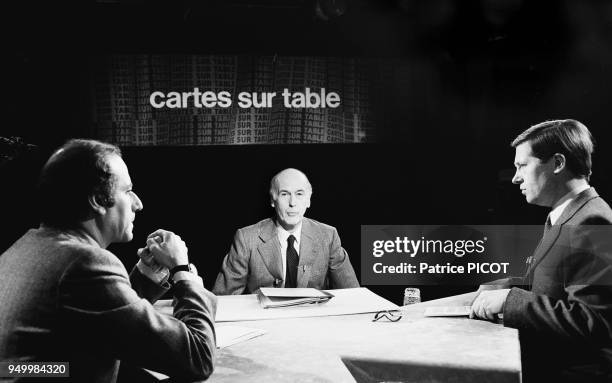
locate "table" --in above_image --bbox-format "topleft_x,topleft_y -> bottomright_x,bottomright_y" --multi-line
203,291 -> 521,383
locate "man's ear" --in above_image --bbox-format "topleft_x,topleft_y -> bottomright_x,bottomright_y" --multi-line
88,194 -> 107,215
552,153 -> 566,174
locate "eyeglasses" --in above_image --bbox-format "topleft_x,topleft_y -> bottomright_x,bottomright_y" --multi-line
372,310 -> 403,322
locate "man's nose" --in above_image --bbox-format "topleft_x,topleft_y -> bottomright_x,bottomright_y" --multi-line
133,192 -> 144,211
511,171 -> 521,184
288,194 -> 296,206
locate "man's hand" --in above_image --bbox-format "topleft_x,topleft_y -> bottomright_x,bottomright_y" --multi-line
137,236 -> 164,272
470,288 -> 511,320
144,229 -> 189,269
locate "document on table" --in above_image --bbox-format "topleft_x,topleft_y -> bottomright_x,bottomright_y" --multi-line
215,287 -> 399,322
216,326 -> 267,348
256,287 -> 334,308
154,288 -> 399,322
423,306 -> 471,317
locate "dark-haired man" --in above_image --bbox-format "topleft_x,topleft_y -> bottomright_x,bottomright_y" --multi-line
470,119 -> 612,382
0,139 -> 216,382
213,168 -> 358,295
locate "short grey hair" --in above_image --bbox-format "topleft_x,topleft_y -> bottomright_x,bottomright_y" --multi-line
269,168 -> 313,199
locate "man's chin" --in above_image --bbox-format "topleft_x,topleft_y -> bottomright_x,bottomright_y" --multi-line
526,196 -> 549,207
279,217 -> 302,230
120,232 -> 134,242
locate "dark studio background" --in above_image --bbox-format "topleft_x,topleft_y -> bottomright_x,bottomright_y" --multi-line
3,0 -> 612,304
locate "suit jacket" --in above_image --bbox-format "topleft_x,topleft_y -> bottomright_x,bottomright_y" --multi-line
213,217 -> 359,295
503,188 -> 612,382
0,227 -> 217,383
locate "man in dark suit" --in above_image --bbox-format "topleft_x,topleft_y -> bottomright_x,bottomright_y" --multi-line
470,120 -> 612,382
213,168 -> 359,295
0,139 -> 216,382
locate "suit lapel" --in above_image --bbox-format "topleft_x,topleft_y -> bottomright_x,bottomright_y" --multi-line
525,225 -> 561,277
297,218 -> 319,287
556,187 -> 598,225
256,219 -> 283,281
525,188 -> 599,278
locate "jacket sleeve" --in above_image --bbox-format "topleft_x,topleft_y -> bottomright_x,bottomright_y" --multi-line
129,265 -> 170,303
213,229 -> 250,295
59,247 -> 217,381
503,225 -> 612,344
328,227 -> 360,289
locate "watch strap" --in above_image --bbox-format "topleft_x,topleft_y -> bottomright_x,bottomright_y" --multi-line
169,264 -> 191,278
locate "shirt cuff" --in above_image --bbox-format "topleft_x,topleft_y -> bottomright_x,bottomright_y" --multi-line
136,259 -> 169,285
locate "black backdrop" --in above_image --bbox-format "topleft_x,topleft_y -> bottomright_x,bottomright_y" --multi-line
3,0 -> 612,303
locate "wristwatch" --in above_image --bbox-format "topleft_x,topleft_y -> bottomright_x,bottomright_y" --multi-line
169,263 -> 196,285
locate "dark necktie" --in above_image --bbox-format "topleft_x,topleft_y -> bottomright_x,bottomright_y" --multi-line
526,214 -> 553,283
544,214 -> 552,236
285,235 -> 299,288
527,214 -> 553,275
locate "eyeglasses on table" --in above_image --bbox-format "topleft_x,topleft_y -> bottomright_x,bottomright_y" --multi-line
372,310 -> 403,322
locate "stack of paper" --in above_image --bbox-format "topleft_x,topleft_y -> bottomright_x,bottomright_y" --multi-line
256,287 -> 334,308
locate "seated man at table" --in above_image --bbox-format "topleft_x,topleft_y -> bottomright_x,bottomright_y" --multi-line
0,139 -> 216,383
470,119 -> 612,382
213,168 -> 359,295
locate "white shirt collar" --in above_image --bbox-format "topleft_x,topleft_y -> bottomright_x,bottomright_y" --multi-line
276,221 -> 302,248
549,185 -> 590,225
